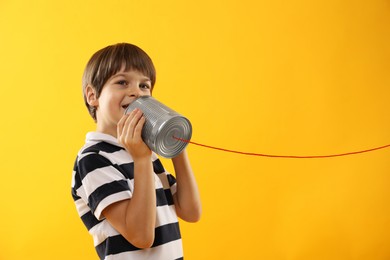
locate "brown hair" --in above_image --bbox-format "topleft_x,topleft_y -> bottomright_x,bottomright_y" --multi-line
82,43 -> 156,121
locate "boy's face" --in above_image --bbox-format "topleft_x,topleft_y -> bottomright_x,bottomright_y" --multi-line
95,69 -> 152,136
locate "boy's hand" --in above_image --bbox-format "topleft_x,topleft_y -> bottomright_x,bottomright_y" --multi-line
117,108 -> 152,160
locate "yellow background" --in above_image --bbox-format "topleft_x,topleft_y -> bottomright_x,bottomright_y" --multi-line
0,0 -> 389,259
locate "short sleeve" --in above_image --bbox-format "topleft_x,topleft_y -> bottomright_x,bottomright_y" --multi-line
152,156 -> 177,196
166,173 -> 177,195
78,152 -> 132,220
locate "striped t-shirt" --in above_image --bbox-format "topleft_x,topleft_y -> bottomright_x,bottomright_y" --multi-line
71,132 -> 183,260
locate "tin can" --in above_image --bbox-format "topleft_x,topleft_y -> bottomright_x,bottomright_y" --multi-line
124,96 -> 192,158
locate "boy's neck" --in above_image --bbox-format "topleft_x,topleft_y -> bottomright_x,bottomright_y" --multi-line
95,125 -> 117,139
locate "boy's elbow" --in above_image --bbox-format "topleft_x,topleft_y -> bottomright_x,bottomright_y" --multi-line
133,238 -> 154,249
191,208 -> 202,222
185,214 -> 201,223
124,231 -> 155,249
179,207 -> 202,223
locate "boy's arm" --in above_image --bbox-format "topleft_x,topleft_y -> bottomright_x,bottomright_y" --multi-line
172,150 -> 202,222
102,158 -> 155,248
102,109 -> 156,248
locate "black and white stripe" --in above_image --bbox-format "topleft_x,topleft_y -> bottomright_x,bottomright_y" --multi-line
71,132 -> 183,260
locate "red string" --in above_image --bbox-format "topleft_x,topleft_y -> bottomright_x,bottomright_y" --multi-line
173,136 -> 390,158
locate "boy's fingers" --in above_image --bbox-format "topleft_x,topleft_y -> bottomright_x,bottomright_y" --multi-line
133,116 -> 146,140
122,109 -> 143,140
117,114 -> 130,137
131,110 -> 144,137
118,109 -> 137,141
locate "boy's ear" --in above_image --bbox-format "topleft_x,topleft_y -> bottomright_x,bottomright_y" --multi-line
85,85 -> 99,107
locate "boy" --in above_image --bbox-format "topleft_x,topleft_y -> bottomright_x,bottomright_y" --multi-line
71,43 -> 202,260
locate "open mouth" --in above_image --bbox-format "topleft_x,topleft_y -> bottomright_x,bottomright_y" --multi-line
122,104 -> 130,110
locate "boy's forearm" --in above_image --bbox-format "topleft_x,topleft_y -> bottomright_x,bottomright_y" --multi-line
172,150 -> 202,222
102,156 -> 156,249
126,157 -> 156,247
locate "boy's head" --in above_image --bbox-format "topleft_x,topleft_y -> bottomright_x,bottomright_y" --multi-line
82,43 -> 156,121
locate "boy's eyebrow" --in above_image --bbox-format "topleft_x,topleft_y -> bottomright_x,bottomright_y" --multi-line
111,72 -> 151,81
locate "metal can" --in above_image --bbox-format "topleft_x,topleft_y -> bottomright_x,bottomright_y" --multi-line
124,96 -> 192,158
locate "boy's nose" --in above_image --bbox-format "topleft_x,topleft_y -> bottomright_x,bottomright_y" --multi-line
127,86 -> 143,98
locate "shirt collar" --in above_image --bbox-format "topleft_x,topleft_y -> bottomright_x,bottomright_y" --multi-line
85,132 -> 124,148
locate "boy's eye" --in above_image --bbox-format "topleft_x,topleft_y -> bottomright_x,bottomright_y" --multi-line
140,83 -> 151,89
116,80 -> 127,86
